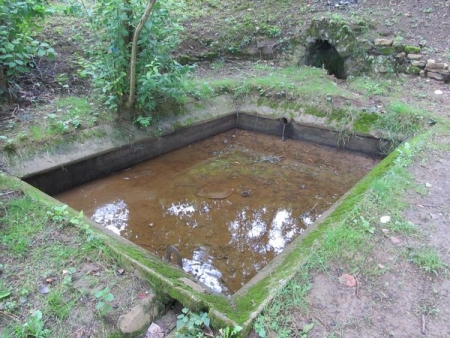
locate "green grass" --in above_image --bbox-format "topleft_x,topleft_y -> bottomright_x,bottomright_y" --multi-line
253,272 -> 311,338
408,246 -> 445,275
185,66 -> 351,103
0,95 -> 110,159
375,101 -> 427,141
348,77 -> 392,96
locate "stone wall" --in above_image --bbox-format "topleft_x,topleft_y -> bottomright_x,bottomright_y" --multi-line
369,38 -> 449,82
282,19 -> 449,83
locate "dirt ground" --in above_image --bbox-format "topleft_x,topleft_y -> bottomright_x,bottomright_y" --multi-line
1,0 -> 450,337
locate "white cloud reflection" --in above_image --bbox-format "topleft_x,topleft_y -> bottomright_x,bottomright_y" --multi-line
183,246 -> 225,293
92,199 -> 129,235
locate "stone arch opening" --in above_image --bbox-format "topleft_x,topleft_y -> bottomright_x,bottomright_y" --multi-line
305,39 -> 347,79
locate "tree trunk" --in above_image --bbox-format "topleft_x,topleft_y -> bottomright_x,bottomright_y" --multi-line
125,0 -> 157,112
0,66 -> 9,102
122,0 -> 134,51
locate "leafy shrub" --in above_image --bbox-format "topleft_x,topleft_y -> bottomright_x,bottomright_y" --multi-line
80,0 -> 192,113
0,0 -> 55,98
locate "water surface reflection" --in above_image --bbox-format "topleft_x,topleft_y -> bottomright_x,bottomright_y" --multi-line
57,129 -> 376,293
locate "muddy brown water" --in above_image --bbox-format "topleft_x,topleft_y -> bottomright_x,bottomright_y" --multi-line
56,129 -> 378,294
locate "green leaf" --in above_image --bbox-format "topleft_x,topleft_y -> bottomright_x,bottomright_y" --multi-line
303,322 -> 314,333
37,49 -> 46,57
203,317 -> 210,327
32,310 -> 43,320
0,291 -> 11,299
104,293 -> 114,302
0,54 -> 13,59
5,42 -> 14,51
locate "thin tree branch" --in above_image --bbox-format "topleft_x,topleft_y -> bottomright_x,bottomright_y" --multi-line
126,0 -> 157,109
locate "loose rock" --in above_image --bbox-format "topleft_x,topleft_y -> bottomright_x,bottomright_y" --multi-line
407,54 -> 423,60
427,72 -> 444,81
119,292 -> 163,336
374,38 -> 393,46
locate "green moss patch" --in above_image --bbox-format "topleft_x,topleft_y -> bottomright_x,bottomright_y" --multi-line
405,45 -> 421,54
354,112 -> 379,133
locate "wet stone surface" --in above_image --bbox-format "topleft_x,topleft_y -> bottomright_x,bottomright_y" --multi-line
56,129 -> 377,293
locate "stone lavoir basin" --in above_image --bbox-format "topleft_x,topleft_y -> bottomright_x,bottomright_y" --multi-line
22,113 -> 390,330
56,128 -> 377,294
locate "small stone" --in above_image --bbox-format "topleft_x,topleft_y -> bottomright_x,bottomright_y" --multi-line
425,182 -> 432,187
429,213 -> 440,220
38,285 -> 50,294
380,215 -> 391,224
146,323 -> 164,338
378,264 -> 386,269
377,65 -> 388,73
358,39 -> 373,51
395,52 -> 406,59
406,66 -> 421,75
427,72 -> 444,81
407,54 -> 423,60
382,228 -> 389,234
426,60 -> 448,70
374,38 -> 393,46
119,292 -> 162,336
434,90 -> 443,95
432,69 -> 450,75
411,60 -> 426,68
390,236 -> 401,245
300,184 -> 307,189
419,70 -> 426,78
339,274 -> 357,287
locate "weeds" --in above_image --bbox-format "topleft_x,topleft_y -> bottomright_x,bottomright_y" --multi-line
94,287 -> 115,316
134,115 -> 153,128
253,273 -> 310,337
176,308 -> 211,338
375,102 -> 426,144
7,310 -> 52,338
408,246 -> 444,275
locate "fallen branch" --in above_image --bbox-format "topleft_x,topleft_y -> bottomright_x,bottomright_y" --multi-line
355,276 -> 360,298
421,313 -> 426,335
